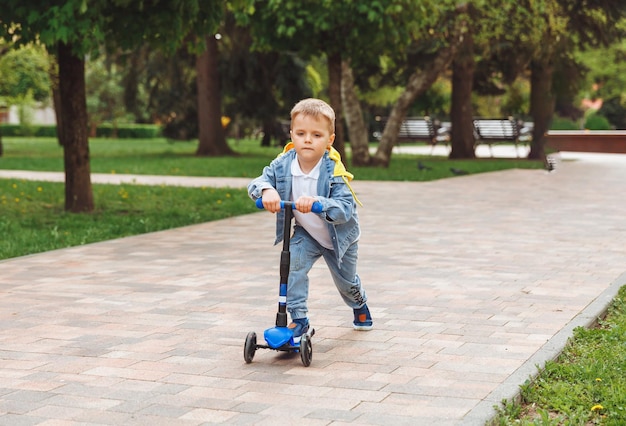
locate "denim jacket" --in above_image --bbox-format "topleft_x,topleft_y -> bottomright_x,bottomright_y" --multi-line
248,148 -> 360,266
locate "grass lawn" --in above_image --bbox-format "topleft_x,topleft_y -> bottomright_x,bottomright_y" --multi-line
492,285 -> 626,425
0,136 -> 544,180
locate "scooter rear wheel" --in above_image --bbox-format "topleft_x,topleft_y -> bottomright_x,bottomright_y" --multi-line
244,331 -> 257,364
300,334 -> 312,367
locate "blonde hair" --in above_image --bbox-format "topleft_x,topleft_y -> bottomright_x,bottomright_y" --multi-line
290,98 -> 335,134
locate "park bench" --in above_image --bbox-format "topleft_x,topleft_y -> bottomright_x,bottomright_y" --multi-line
473,117 -> 531,157
377,116 -> 450,154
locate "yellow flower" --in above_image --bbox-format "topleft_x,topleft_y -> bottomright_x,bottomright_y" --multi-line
37,187 -> 43,192
14,198 -> 20,203
591,404 -> 603,412
118,188 -> 129,199
595,378 -> 602,382
12,183 -> 17,189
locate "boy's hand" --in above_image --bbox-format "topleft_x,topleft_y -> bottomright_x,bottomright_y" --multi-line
295,196 -> 317,213
261,189 -> 281,213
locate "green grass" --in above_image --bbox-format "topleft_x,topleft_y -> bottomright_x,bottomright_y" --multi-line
0,137 -> 544,180
1,178 -> 257,260
492,285 -> 626,425
0,136 -> 543,260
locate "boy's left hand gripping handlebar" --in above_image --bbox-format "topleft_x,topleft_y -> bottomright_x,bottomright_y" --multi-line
255,198 -> 323,213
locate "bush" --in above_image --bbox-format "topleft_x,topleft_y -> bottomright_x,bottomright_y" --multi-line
96,123 -> 162,139
598,97 -> 626,129
550,116 -> 579,130
1,123 -> 161,138
584,113 -> 612,130
35,125 -> 58,137
0,124 -> 21,136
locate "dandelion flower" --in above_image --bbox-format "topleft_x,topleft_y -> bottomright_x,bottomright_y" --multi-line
37,187 -> 43,192
591,404 -> 603,412
595,378 -> 602,382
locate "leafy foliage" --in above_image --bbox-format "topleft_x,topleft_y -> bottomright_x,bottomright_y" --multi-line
1,0 -> 223,56
85,54 -> 129,129
0,44 -> 51,102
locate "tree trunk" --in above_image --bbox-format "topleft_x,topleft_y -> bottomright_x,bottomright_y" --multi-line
327,51 -> 346,161
123,47 -> 143,121
48,53 -> 64,145
372,38 -> 462,167
58,42 -> 94,213
196,35 -> 234,156
341,60 -> 371,166
261,119 -> 273,147
449,26 -> 476,159
528,58 -> 554,163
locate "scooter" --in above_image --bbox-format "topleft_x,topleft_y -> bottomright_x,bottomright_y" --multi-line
244,198 -> 323,367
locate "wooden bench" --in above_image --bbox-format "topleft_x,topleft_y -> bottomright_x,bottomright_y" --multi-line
377,116 -> 450,154
473,117 -> 531,157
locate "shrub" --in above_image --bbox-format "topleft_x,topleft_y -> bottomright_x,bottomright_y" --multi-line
550,116 -> 579,130
0,124 -> 23,136
35,125 -> 58,137
597,97 -> 626,129
584,113 -> 612,130
1,123 -> 161,138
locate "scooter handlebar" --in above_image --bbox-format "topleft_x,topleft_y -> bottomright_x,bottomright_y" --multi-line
256,198 -> 323,214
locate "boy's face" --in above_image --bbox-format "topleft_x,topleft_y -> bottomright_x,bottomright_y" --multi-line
290,113 -> 335,172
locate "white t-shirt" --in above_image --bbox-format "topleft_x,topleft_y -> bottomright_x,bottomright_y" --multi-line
291,156 -> 333,249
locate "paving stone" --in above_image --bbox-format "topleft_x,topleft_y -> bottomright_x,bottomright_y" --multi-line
1,151 -> 625,424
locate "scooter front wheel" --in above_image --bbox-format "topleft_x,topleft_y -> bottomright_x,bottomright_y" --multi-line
300,334 -> 312,367
244,331 -> 257,364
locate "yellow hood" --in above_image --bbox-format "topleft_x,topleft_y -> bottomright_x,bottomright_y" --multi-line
279,142 -> 362,206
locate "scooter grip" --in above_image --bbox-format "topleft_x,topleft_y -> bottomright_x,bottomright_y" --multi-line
255,198 -> 323,213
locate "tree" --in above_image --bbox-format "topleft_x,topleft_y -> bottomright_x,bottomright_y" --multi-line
196,34 -> 233,156
85,52 -> 127,136
524,0 -> 626,161
445,0 -> 539,159
340,60 -> 370,166
239,0 -> 404,160
448,15 -> 476,159
370,4 -> 467,167
1,0 -> 222,212
237,0 -> 360,159
0,43 -> 52,156
0,42 -> 11,156
240,0 -> 464,167
0,44 -> 51,102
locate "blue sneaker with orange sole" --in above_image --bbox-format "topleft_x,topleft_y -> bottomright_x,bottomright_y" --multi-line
353,304 -> 373,330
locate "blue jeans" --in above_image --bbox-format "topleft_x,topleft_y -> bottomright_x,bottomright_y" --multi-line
287,225 -> 367,320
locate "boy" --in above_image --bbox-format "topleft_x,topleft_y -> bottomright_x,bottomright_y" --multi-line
248,98 -> 372,342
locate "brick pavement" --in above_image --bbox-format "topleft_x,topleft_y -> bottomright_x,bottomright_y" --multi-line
1,152 -> 625,425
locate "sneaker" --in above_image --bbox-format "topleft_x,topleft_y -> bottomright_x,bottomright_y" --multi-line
353,304 -> 373,330
288,318 -> 309,343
